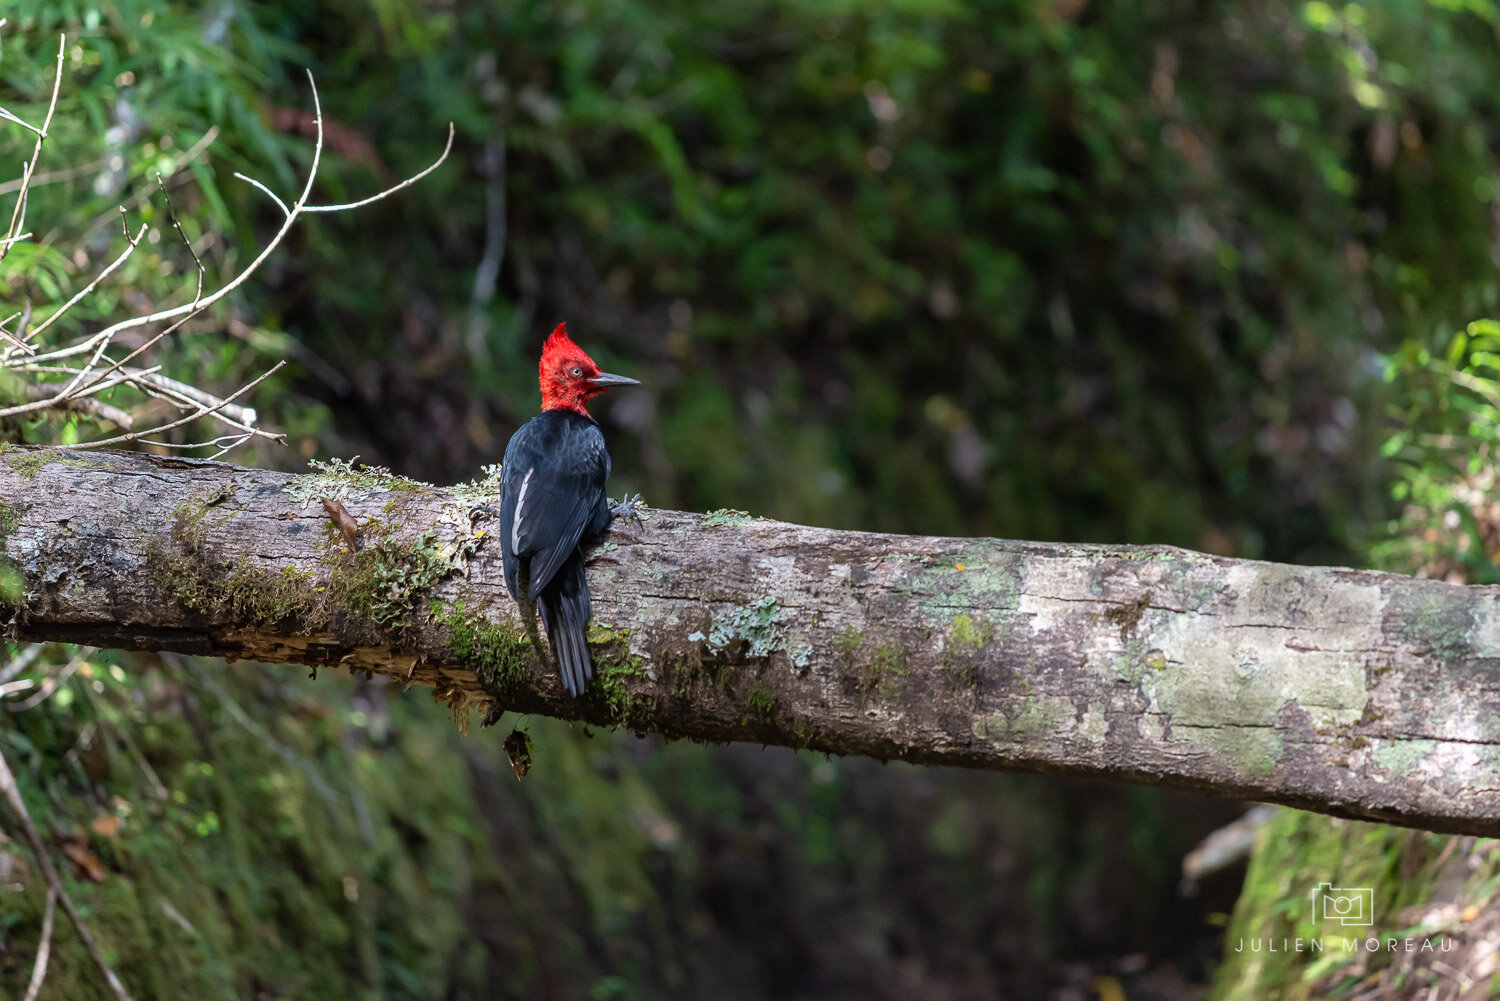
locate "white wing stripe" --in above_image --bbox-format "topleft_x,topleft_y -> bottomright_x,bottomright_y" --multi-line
511,467 -> 534,553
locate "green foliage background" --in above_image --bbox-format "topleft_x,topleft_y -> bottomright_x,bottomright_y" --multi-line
1,1 -> 1499,998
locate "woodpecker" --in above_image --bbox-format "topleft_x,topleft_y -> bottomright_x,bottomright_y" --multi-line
499,323 -> 639,696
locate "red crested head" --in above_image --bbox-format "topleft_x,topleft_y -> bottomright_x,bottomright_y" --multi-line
538,323 -> 640,416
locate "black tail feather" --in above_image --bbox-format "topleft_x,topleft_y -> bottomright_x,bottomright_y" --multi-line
536,554 -> 593,696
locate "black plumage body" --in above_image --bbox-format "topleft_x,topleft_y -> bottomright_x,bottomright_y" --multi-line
499,408 -> 613,696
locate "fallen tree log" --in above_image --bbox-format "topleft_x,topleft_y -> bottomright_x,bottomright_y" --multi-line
1,444 -> 1498,835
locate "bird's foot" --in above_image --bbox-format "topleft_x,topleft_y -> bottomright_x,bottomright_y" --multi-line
609,493 -> 646,530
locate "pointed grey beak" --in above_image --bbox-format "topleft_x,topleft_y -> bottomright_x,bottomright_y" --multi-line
589,371 -> 640,388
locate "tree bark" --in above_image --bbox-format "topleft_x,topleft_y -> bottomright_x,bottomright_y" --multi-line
3,445 -> 1499,835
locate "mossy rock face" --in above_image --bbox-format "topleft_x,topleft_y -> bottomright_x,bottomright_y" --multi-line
0,657 -> 490,1001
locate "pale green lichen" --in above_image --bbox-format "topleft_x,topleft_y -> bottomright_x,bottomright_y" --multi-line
149,493 -> 454,650
703,596 -> 785,656
0,501 -> 24,604
1371,737 -> 1438,777
973,696 -> 1074,743
582,622 -> 655,726
702,508 -> 753,527
1110,560 -> 1222,611
445,463 -> 504,509
1104,591 -> 1153,636
1111,568 -> 1379,780
284,456 -> 431,509
344,530 -> 448,629
2,444 -> 98,481
1392,587 -> 1478,664
948,613 -> 994,652
1180,723 -> 1282,779
833,627 -> 862,660
1134,645 -> 1295,780
895,545 -> 1027,631
168,494 -> 236,554
1108,636 -> 1165,688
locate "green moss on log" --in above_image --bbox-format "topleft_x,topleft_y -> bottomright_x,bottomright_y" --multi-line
3,447 -> 94,481
862,640 -> 909,701
586,622 -> 654,727
148,499 -> 451,648
431,599 -> 534,695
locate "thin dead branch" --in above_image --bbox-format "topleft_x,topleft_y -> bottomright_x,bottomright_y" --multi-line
6,648 -> 85,712
0,33 -> 65,267
24,383 -> 132,428
0,643 -> 45,685
21,887 -> 57,1001
0,744 -> 133,1001
302,121 -> 455,214
0,41 -> 451,459
78,360 -> 286,450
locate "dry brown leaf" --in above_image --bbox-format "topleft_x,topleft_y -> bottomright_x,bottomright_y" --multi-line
61,840 -> 107,882
322,497 -> 358,550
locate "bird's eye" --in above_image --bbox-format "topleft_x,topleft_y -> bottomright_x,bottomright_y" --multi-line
569,366 -> 583,378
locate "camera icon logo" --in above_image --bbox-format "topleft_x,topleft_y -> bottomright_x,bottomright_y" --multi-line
1310,883 -> 1374,927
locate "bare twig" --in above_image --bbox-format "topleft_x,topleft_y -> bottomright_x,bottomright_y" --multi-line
6,651 -> 84,712
21,886 -> 57,1001
22,76 -> 437,372
0,745 -> 134,1001
226,316 -> 351,395
155,171 -> 206,307
159,900 -> 197,938
74,360 -> 286,449
205,435 -> 256,460
0,105 -> 40,135
0,327 -> 30,353
303,122 -> 455,213
0,642 -> 45,685
0,55 -> 450,459
0,158 -> 108,197
0,33 -> 65,267
11,223 -> 148,353
78,683 -> 169,801
0,307 -> 32,353
24,384 -> 132,428
230,171 -> 290,218
128,369 -> 257,426
72,127 -> 220,245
